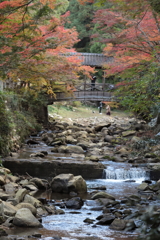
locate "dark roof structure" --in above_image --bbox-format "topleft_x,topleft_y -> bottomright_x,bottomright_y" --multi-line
62,52 -> 114,67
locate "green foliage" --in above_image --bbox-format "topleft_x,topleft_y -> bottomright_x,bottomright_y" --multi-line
114,63 -> 160,120
0,91 -> 42,156
70,101 -> 82,107
65,0 -> 95,52
90,42 -> 106,53
0,92 -> 12,155
138,206 -> 160,240
149,0 -> 160,14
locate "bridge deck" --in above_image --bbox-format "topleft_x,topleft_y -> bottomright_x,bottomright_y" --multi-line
48,91 -> 115,104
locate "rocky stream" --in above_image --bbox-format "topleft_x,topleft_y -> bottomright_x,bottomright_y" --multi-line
1,113 -> 160,240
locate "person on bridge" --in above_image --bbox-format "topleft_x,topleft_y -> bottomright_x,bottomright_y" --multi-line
91,76 -> 96,91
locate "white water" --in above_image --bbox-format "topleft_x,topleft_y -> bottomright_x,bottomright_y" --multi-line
104,166 -> 147,181
87,161 -> 149,200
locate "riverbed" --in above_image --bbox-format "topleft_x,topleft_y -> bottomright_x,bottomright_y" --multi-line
5,139 -> 150,240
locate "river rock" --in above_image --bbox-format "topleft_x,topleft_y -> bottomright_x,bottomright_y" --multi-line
7,175 -> 19,183
122,130 -> 136,137
110,218 -> 126,230
0,176 -> 5,186
65,145 -> 84,154
30,152 -> 45,158
15,188 -> 28,203
97,198 -> 116,207
65,135 -> 77,144
0,167 -> 11,175
0,201 -> 17,217
37,207 -> 49,216
96,213 -> 115,225
131,136 -> 142,143
104,135 -> 114,143
4,182 -> 17,195
84,218 -> 95,224
77,141 -> 90,150
13,208 -> 42,227
16,202 -> 37,215
29,178 -> 47,190
23,194 -> 42,208
65,197 -> 84,209
115,147 -> 130,156
94,123 -> 111,132
68,175 -> 87,193
91,192 -> 115,200
58,145 -> 84,154
0,191 -> 10,201
86,156 -> 100,162
149,182 -> 160,192
51,174 -> 87,193
137,182 -> 149,191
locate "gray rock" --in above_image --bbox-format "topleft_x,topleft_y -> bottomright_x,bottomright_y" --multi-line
13,208 -> 42,227
23,194 -> 42,208
16,202 -> 37,216
97,214 -> 115,225
15,188 -> 28,204
91,192 -> 115,201
51,174 -> 87,193
65,197 -> 84,209
0,201 -> 17,217
29,178 -> 48,190
110,218 -> 126,230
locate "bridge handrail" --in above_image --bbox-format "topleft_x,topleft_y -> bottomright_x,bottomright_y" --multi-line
53,83 -> 114,92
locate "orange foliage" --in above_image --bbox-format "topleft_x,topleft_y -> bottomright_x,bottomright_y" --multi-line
0,0 -> 94,88
93,6 -> 160,76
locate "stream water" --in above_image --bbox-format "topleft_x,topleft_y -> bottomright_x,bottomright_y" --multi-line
8,139 -> 150,240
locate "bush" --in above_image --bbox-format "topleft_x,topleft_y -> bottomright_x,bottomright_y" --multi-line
0,91 -> 42,156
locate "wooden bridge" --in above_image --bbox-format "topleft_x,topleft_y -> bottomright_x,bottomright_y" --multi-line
48,83 -> 116,104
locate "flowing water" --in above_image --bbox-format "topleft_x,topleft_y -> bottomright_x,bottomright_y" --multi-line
41,161 -> 149,240
8,140 -> 150,240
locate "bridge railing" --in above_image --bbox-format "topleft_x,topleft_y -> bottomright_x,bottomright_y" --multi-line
48,83 -> 116,103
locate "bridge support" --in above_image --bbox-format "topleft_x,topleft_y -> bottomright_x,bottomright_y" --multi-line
34,105 -> 48,126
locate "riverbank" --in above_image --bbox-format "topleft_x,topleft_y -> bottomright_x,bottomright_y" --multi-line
48,102 -> 131,119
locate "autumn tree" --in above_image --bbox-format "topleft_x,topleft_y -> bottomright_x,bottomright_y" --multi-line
87,0 -> 160,119
0,0 -> 94,97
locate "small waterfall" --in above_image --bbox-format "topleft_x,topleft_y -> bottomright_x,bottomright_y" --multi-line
104,167 -> 148,180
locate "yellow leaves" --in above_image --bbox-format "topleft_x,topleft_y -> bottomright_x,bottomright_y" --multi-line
39,0 -> 56,9
103,43 -> 113,54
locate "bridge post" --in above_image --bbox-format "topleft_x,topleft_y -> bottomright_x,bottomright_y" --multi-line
84,76 -> 86,91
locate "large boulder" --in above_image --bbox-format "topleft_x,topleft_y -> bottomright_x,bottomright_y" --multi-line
16,203 -> 37,216
51,174 -> 87,193
13,208 -> 42,227
58,145 -> 84,154
65,145 -> 84,154
0,201 -> 17,217
68,175 -> 87,193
